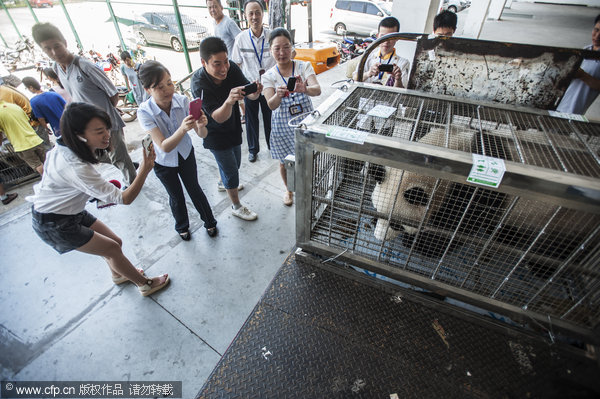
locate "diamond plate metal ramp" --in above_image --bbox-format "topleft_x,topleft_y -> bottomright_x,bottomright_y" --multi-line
197,252 -> 600,398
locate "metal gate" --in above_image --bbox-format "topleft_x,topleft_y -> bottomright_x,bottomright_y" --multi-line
294,84 -> 600,342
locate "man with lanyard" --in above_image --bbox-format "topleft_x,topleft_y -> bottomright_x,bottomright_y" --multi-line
353,16 -> 409,88
231,0 -> 275,162
556,14 -> 600,115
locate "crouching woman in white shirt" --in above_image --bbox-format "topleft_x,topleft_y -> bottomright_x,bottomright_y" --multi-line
29,102 -> 170,297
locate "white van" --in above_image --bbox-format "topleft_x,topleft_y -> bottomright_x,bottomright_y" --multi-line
329,0 -> 392,36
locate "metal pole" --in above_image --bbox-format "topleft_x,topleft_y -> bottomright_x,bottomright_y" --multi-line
307,0 -> 312,43
25,0 -> 40,24
286,0 -> 291,31
237,1 -> 244,29
171,0 -> 192,73
105,0 -> 127,51
1,0 -> 23,39
57,0 -> 84,53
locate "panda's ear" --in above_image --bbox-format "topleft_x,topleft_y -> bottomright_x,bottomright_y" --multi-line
368,163 -> 386,183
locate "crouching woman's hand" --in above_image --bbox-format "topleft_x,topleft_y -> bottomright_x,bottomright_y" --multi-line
122,146 -> 156,205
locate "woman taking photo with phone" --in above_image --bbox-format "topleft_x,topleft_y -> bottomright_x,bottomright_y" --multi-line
29,102 -> 170,296
263,28 -> 321,206
137,60 -> 217,240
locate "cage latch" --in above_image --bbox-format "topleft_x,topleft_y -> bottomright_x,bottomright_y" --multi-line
284,155 -> 295,192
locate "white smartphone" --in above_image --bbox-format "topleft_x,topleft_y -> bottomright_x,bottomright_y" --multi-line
142,134 -> 153,156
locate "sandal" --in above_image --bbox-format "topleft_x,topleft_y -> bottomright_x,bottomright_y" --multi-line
139,274 -> 170,297
283,191 -> 293,207
179,230 -> 191,241
206,226 -> 218,237
112,268 -> 145,285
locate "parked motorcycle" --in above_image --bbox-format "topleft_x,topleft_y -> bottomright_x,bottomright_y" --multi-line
0,36 -> 40,71
335,34 -> 374,63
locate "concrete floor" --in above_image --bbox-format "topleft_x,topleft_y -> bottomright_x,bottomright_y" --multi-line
1,2 -> 598,397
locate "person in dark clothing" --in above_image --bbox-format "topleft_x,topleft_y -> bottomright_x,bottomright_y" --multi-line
190,36 -> 261,221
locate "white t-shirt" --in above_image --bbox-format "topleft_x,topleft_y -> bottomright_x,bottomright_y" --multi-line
213,15 -> 241,55
355,49 -> 410,88
262,60 -> 316,90
556,45 -> 600,115
54,56 -> 125,131
28,144 -> 123,214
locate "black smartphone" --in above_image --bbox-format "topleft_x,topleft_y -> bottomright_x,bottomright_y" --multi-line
243,82 -> 258,95
378,64 -> 394,73
287,76 -> 297,92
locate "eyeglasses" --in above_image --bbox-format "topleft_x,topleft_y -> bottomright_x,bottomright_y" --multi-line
272,45 -> 292,53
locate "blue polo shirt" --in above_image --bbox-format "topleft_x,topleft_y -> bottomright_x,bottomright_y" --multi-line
137,93 -> 193,167
30,91 -> 66,137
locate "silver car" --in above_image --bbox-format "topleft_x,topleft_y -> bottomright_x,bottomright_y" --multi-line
133,12 -> 208,52
329,0 -> 392,36
443,0 -> 471,13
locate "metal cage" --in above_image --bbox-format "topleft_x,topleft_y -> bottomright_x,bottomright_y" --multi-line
0,140 -> 38,186
295,84 -> 600,342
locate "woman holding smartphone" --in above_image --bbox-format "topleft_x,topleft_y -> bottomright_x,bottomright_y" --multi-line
137,61 -> 217,240
263,28 -> 321,206
29,102 -> 170,296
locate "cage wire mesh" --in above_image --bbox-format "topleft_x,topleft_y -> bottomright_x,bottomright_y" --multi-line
0,140 -> 37,185
306,86 -> 600,332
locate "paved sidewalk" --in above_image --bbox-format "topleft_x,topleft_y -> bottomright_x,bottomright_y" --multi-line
0,2 -> 597,397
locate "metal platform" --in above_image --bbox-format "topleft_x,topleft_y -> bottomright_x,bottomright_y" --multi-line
197,251 -> 600,399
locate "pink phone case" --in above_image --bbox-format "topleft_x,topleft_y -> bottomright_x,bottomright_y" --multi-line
189,98 -> 203,120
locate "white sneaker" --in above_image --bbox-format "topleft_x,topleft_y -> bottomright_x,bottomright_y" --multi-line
217,181 -> 244,192
231,205 -> 258,221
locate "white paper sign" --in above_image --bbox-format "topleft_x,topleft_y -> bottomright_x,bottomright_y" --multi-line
467,154 -> 506,188
367,104 -> 397,119
548,110 -> 588,122
326,126 -> 369,144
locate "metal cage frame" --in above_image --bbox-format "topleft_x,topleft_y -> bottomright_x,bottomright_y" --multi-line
294,84 -> 600,343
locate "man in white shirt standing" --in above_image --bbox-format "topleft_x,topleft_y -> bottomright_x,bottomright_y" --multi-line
231,0 -> 275,162
353,16 -> 410,88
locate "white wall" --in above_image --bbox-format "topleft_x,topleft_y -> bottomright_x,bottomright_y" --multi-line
391,0 -> 442,34
390,0 -> 444,76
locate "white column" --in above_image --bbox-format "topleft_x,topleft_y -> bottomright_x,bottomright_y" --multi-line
488,0 -> 508,21
505,0 -> 514,8
462,0 -> 492,39
391,0 -> 443,34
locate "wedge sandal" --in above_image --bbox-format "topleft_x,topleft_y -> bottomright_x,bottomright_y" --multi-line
139,274 -> 170,297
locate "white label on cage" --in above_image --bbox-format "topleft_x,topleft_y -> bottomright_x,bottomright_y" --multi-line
428,49 -> 436,61
548,110 -> 589,122
467,154 -> 506,188
326,126 -> 369,144
367,104 -> 397,119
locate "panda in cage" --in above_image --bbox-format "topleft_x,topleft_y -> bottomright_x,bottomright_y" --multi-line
368,125 -> 532,261
368,124 -> 596,274
370,126 -> 494,258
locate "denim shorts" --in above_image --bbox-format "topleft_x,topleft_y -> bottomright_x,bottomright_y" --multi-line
209,145 -> 241,189
32,207 -> 97,254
